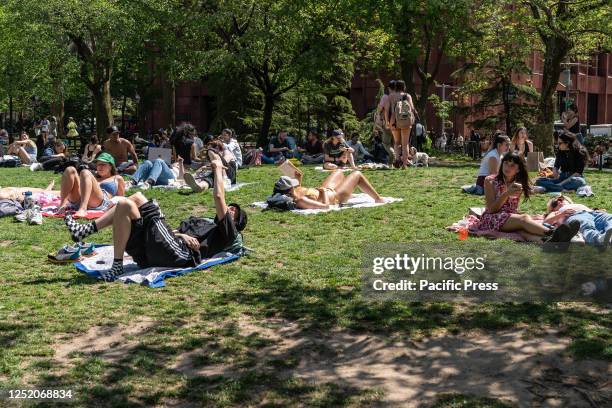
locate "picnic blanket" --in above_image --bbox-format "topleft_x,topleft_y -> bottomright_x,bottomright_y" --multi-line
251,193 -> 402,215
42,207 -> 105,219
314,164 -> 390,172
150,181 -> 255,192
446,209 -> 585,243
74,245 -> 240,288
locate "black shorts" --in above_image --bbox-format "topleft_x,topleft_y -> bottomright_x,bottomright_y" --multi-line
126,200 -> 197,268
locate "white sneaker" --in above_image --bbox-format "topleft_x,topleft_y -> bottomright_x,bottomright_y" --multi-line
14,209 -> 30,222
28,206 -> 43,225
29,163 -> 43,171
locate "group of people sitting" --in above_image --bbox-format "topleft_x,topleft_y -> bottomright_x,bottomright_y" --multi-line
261,128 -> 396,169
464,129 -> 587,196
458,127 -> 608,246
1,115 -> 609,282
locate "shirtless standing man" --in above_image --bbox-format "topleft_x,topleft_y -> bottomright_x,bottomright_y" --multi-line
103,126 -> 139,174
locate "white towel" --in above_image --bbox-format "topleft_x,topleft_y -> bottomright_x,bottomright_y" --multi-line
251,193 -> 402,215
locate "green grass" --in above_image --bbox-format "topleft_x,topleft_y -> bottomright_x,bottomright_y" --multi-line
0,165 -> 610,407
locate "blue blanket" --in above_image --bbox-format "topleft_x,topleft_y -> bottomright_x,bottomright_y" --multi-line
74,245 -> 240,288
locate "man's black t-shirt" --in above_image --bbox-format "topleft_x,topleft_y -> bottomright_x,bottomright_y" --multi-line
269,137 -> 289,153
175,137 -> 194,165
177,211 -> 239,259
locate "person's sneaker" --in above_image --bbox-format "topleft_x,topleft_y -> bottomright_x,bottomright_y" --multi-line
99,269 -> 118,282
78,242 -> 96,256
28,206 -> 43,225
14,209 -> 30,223
531,186 -> 546,194
47,244 -> 81,263
183,173 -> 203,193
29,162 -> 43,171
126,179 -> 138,189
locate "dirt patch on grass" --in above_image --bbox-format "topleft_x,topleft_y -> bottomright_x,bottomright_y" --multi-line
174,318 -> 611,407
0,240 -> 14,247
53,317 -> 156,369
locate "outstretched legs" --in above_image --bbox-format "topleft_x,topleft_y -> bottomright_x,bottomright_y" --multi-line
335,171 -> 384,204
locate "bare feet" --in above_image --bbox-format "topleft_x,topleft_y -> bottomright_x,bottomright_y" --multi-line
375,197 -> 385,203
73,209 -> 88,218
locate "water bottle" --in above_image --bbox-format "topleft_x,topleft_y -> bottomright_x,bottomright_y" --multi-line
23,191 -> 34,210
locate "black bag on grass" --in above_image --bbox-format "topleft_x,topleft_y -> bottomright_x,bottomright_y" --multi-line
266,193 -> 296,211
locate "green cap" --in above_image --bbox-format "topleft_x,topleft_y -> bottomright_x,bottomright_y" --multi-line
94,152 -> 116,167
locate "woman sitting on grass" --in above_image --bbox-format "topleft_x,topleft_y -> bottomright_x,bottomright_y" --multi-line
57,152 -> 125,217
271,169 -> 384,210
479,152 -> 578,243
323,129 -> 355,170
463,134 -> 510,195
510,127 -> 533,157
535,132 -> 588,193
7,131 -> 38,165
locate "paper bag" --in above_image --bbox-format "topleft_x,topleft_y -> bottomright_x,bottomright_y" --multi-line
526,151 -> 544,172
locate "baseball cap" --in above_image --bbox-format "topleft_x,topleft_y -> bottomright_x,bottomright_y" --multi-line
274,176 -> 299,192
94,152 -> 116,167
332,129 -> 344,137
106,125 -> 120,134
228,203 -> 248,231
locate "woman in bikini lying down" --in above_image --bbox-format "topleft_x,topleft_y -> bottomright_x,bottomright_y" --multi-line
272,169 -> 384,210
0,181 -> 58,201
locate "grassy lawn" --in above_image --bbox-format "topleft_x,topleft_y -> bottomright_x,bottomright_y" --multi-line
0,164 -> 610,407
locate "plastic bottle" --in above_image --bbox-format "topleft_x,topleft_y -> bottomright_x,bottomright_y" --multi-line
23,191 -> 34,210
457,226 -> 468,241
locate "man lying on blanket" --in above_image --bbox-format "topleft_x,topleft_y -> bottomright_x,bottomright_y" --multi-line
62,151 -> 247,281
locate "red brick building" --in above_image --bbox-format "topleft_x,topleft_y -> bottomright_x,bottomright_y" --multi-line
144,52 -> 612,139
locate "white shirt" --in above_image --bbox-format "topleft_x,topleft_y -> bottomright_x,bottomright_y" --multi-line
225,138 -> 242,167
193,137 -> 204,155
478,149 -> 501,177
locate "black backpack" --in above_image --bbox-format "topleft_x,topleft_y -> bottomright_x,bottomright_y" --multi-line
266,193 -> 296,211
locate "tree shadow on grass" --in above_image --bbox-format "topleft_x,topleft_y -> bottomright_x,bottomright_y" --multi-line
22,274 -> 99,286
23,275 -> 610,406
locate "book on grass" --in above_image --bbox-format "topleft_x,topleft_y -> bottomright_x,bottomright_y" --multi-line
279,160 -> 302,178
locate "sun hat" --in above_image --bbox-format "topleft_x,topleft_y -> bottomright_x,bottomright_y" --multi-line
94,152 -> 116,168
274,176 -> 300,192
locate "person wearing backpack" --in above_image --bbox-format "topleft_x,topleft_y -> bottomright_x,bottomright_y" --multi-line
385,80 -> 415,169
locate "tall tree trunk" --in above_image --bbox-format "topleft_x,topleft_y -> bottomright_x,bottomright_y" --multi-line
8,95 -> 13,138
162,71 -> 176,128
396,7 -> 416,95
92,80 -> 113,139
532,36 -> 571,154
121,95 -> 127,134
259,94 -> 275,147
138,96 -> 147,138
417,79 -> 431,130
51,99 -> 65,138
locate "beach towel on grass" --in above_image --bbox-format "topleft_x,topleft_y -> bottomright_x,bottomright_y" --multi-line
150,181 -> 255,192
446,211 -> 585,243
251,193 -> 402,215
314,164 -> 389,172
74,245 -> 240,288
42,207 -> 105,219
